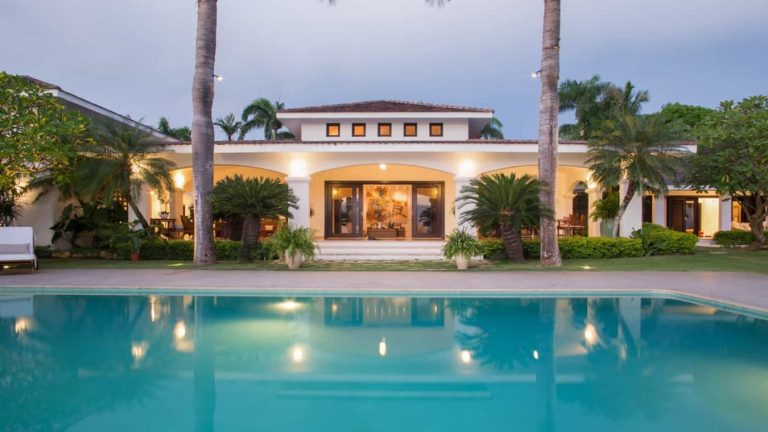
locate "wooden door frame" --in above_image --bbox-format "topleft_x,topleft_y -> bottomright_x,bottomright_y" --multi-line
666,196 -> 701,234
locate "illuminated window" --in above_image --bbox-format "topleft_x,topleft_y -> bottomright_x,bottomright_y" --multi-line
352,123 -> 366,137
404,123 -> 418,137
378,123 -> 392,137
326,123 -> 340,137
429,123 -> 443,137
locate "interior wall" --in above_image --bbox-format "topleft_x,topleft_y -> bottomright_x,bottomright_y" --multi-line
699,197 -> 720,238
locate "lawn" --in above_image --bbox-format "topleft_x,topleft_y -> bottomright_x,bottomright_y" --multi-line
30,247 -> 768,274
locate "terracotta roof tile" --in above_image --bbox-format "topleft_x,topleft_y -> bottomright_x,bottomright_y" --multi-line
279,100 -> 493,114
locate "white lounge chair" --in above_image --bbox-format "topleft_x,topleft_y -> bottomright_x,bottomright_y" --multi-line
0,227 -> 38,271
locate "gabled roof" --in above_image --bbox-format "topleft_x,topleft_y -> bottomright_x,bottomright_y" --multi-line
279,100 -> 494,114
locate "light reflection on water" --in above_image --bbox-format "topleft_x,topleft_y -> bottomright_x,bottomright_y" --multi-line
0,295 -> 767,432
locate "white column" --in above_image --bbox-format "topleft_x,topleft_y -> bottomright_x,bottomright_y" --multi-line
653,193 -> 666,226
453,176 -> 474,233
619,179 -> 643,237
287,176 -> 311,228
587,186 -> 601,237
719,194 -> 732,232
128,184 -> 151,225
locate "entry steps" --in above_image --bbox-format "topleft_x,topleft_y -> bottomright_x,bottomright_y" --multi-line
315,240 -> 445,261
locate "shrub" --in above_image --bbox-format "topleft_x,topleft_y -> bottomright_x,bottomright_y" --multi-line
266,225 -> 317,261
443,229 -> 482,259
481,236 -> 644,260
113,239 -> 275,261
631,223 -> 698,256
479,238 -> 506,260
712,230 -> 768,247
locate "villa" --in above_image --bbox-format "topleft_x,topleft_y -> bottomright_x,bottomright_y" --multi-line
16,82 -> 743,254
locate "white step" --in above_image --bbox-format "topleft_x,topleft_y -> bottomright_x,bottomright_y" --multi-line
315,240 -> 445,261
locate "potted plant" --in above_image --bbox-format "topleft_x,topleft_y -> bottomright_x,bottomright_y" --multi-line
109,221 -> 148,261
591,190 -> 620,237
442,229 -> 482,270
268,224 -> 317,270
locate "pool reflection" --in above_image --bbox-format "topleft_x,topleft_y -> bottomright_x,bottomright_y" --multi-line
0,295 -> 766,431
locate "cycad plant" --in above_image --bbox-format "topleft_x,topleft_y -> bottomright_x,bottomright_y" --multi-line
210,175 -> 298,262
457,173 -> 550,263
587,114 -> 687,237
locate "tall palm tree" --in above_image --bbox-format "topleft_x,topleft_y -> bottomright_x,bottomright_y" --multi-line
480,117 -> 505,139
537,0 -> 562,267
157,117 -> 192,141
605,81 -> 649,116
587,114 -> 686,237
457,173 -> 550,263
213,113 -> 242,141
239,98 -> 295,140
191,0 -> 217,264
558,75 -> 613,139
81,123 -> 175,228
210,175 -> 298,262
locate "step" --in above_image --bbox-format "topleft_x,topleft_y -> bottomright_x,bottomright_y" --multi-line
315,240 -> 446,261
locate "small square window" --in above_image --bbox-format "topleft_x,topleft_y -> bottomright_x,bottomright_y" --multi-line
378,123 -> 392,137
326,123 -> 340,137
404,123 -> 418,137
429,123 -> 444,137
352,123 -> 366,137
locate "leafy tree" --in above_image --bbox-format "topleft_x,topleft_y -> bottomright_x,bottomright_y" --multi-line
214,113 -> 242,141
457,173 -> 550,263
689,96 -> 768,249
479,117 -> 504,139
587,114 -> 687,237
79,123 -> 175,228
239,98 -> 295,140
157,117 -> 191,141
191,0 -> 218,264
0,72 -> 90,225
656,103 -> 715,137
210,175 -> 298,262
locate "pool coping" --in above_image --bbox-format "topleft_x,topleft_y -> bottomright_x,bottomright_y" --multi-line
1,269 -> 767,318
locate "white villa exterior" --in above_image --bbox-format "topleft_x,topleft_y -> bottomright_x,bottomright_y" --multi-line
15,89 -> 741,249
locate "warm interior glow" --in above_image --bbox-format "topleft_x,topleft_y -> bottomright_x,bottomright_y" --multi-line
430,123 -> 443,136
404,124 -> 417,137
379,338 -> 387,356
14,318 -> 29,334
291,345 -> 305,363
174,321 -> 187,339
326,123 -> 340,137
460,350 -> 472,364
584,323 -> 597,345
174,172 -> 186,189
352,124 -> 366,137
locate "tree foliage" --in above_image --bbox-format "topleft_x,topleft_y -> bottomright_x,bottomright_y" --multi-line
479,117 -> 504,139
689,96 -> 768,249
157,117 -> 191,141
0,72 -> 90,224
656,103 -> 715,138
214,113 -> 242,141
239,98 -> 295,140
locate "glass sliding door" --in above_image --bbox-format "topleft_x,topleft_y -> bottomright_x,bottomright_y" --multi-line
325,184 -> 362,238
413,184 -> 443,238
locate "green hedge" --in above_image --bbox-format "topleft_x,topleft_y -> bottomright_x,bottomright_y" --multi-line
479,236 -> 644,260
631,223 -> 698,256
114,240 -> 275,261
713,230 -> 767,247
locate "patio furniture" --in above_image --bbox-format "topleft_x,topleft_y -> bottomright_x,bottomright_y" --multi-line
180,215 -> 194,238
150,218 -> 177,238
0,227 -> 38,271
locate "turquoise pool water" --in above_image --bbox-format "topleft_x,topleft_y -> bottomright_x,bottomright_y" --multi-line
1,294 -> 767,431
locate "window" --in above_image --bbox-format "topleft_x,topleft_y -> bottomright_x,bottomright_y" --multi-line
429,123 -> 444,137
378,123 -> 392,137
352,123 -> 366,137
404,123 -> 418,137
326,123 -> 340,137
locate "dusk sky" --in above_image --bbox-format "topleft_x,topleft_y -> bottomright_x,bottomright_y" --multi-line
2,0 -> 766,139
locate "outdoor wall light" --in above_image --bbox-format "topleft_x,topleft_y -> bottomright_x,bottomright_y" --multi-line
174,172 -> 186,189
531,70 -> 542,79
379,163 -> 387,171
212,74 -> 223,82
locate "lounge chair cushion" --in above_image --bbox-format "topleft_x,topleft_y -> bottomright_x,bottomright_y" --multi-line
0,253 -> 36,262
0,243 -> 31,254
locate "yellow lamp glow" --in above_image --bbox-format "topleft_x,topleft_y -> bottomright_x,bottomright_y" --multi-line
174,321 -> 187,339
460,350 -> 472,364
14,318 -> 29,334
291,345 -> 305,363
533,350 -> 539,360
132,342 -> 147,361
275,300 -> 302,312
379,338 -> 387,357
174,172 -> 186,189
379,163 -> 388,171
459,159 -> 476,177
289,159 -> 307,177
584,323 -> 597,345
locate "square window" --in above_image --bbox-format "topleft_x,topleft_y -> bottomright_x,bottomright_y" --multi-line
378,123 -> 392,137
404,123 -> 418,137
352,123 -> 366,137
326,123 -> 340,137
429,123 -> 444,137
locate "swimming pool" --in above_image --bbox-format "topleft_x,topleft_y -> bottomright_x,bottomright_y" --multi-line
1,294 -> 766,431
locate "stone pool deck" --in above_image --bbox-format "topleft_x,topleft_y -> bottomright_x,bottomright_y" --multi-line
1,269 -> 767,315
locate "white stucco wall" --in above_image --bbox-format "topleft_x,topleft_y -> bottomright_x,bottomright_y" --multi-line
300,118 -> 469,141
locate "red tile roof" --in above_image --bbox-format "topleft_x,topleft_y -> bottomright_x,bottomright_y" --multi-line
163,139 -> 589,146
279,100 -> 494,114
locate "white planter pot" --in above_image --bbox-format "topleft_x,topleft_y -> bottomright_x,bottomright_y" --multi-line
455,256 -> 469,270
285,252 -> 303,270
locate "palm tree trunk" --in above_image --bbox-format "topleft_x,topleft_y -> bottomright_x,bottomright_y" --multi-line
612,180 -> 636,238
191,0 -> 217,265
500,220 -> 525,263
125,194 -> 149,228
537,0 -> 562,267
239,215 -> 261,262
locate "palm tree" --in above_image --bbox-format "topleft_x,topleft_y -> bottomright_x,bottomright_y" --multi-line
191,0 -> 217,265
81,123 -> 175,228
480,117 -> 505,139
214,113 -> 242,141
537,0 -> 562,267
157,117 -> 192,141
605,81 -> 649,117
558,75 -> 613,139
457,173 -> 550,263
587,114 -> 687,237
210,175 -> 298,262
239,98 -> 295,140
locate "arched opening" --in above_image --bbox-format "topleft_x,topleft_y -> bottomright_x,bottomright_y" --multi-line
571,181 -> 589,231
310,164 -> 453,239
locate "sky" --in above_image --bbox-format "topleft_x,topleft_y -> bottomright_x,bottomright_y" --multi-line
1,0 -> 766,139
